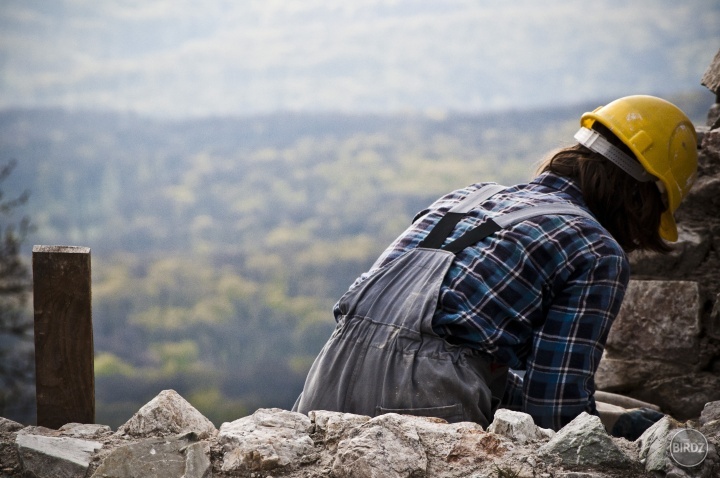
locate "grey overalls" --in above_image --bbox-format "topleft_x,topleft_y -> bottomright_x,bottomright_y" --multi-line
293,184 -> 594,427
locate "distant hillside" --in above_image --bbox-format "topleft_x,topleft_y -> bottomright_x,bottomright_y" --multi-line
0,91 -> 713,426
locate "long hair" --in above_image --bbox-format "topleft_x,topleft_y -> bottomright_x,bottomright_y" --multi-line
536,124 -> 671,254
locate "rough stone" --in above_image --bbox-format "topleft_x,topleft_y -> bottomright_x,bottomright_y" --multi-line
15,432 -> 102,478
538,412 -> 632,468
629,229 -> 711,279
700,400 -> 720,440
0,417 -> 24,433
637,416 -> 676,473
709,293 -> 720,340
218,407 -> 315,473
309,410 -> 370,452
594,355 -> 687,392
59,423 -> 113,439
405,415 -> 501,476
633,373 -> 720,420
331,413 -> 428,478
90,435 -> 210,478
701,48 -> 720,94
488,409 -> 554,444
116,389 -> 217,439
603,280 -> 701,364
700,401 -> 720,426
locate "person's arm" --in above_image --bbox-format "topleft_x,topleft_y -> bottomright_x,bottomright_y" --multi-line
521,252 -> 629,431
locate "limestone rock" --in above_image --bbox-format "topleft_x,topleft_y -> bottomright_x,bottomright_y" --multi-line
331,413 -> 428,478
0,417 -> 24,433
636,416 -> 676,473
603,280 -> 701,365
116,389 -> 217,439
309,410 -> 370,452
635,416 -> 719,478
700,401 -> 720,426
91,435 -> 211,478
701,48 -> 720,94
59,423 -> 113,439
594,355 -> 691,392
633,373 -> 720,420
628,230 -> 711,281
15,432 -> 102,478
488,409 -> 554,444
218,408 -> 315,473
700,400 -> 720,439
538,412 -> 631,468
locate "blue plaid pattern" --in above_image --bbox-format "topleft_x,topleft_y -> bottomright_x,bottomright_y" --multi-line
336,172 -> 629,430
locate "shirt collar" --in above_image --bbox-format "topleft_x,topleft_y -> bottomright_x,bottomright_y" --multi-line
530,172 -> 587,208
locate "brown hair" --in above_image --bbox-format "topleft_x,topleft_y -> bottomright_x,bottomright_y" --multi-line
536,124 -> 671,254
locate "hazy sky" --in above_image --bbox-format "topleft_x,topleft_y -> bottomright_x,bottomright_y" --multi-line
1,0 -> 718,118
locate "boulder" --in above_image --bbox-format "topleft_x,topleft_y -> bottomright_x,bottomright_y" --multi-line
116,389 -> 217,439
538,412 -> 632,468
487,409 -> 554,444
309,410 -> 370,452
595,356 -> 687,392
603,280 -> 701,365
632,373 -> 720,420
700,400 -> 720,439
218,408 -> 316,473
0,417 -> 24,433
635,415 -> 720,477
90,434 -> 211,478
331,413 -> 428,478
15,432 -> 102,478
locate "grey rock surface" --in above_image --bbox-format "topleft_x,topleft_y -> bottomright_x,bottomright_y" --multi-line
0,417 -> 23,433
332,413 -> 428,478
488,408 -> 554,444
538,412 -> 632,468
603,280 -> 701,365
218,407 -> 316,473
90,435 -> 210,478
116,389 -> 217,439
59,423 -> 113,439
15,432 -> 102,478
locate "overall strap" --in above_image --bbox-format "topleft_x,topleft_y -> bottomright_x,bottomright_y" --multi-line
418,184 -> 596,254
418,184 -> 505,249
442,203 -> 594,254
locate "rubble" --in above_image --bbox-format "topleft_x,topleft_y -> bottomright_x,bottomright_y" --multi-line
1,390 -> 718,477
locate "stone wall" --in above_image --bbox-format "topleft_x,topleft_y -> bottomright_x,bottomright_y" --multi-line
595,48 -> 720,420
2,389 -> 719,478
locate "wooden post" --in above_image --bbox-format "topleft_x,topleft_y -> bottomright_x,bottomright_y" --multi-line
32,245 -> 94,428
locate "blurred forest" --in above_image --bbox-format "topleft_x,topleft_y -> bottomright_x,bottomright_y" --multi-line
0,91 -> 712,427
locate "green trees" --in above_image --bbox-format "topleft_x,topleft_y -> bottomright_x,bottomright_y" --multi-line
0,160 -> 35,423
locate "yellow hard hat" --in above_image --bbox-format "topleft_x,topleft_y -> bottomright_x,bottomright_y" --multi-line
578,95 -> 698,242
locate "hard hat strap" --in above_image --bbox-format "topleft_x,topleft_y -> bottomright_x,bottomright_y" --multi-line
574,127 -> 655,183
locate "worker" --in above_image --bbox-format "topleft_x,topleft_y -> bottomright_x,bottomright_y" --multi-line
293,95 -> 698,436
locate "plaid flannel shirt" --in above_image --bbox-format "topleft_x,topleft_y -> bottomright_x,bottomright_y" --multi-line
336,172 -> 630,430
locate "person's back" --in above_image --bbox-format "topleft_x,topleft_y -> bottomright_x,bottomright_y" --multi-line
294,95 -> 698,434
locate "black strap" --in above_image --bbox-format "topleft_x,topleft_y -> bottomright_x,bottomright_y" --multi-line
417,212 -> 465,249
442,220 -> 502,254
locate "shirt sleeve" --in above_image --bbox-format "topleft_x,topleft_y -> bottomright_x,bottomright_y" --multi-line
501,370 -> 524,411
521,251 -> 629,431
